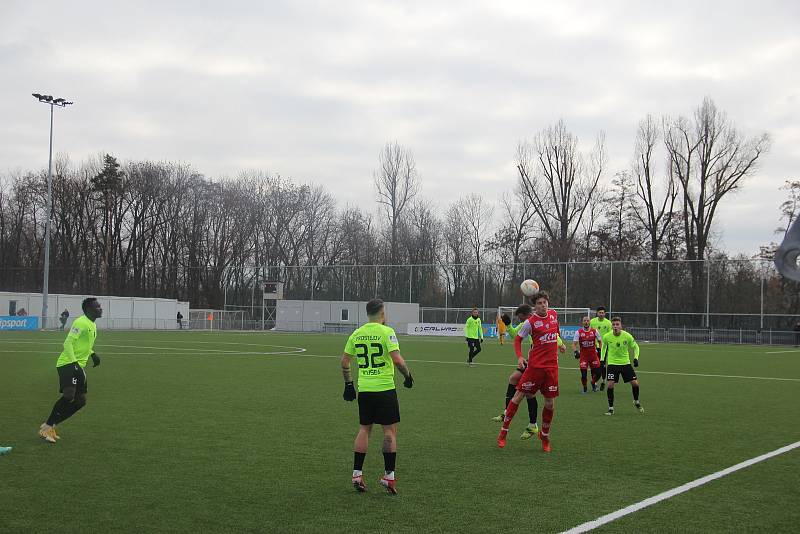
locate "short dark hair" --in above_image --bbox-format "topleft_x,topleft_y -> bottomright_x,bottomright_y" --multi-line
596,306 -> 606,312
533,291 -> 549,304
611,316 -> 622,323
82,297 -> 98,313
515,304 -> 533,317
366,299 -> 384,317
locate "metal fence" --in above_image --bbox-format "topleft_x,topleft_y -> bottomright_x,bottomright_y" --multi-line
627,327 -> 799,346
4,258 -> 798,332
221,259 -> 799,331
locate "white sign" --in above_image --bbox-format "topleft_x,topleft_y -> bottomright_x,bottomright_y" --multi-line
407,323 -> 464,336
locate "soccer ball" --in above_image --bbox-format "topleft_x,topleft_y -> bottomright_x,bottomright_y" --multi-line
520,279 -> 540,297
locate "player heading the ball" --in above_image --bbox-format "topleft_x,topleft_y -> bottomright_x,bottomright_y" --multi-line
497,291 -> 560,453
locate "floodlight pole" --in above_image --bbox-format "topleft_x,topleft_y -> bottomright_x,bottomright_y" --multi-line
42,103 -> 54,330
32,94 -> 72,330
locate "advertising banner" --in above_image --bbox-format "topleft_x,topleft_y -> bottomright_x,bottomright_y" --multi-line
0,316 -> 39,331
407,323 -> 464,336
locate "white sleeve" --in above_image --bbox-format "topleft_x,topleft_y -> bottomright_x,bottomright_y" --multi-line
573,330 -> 580,342
517,320 -> 531,339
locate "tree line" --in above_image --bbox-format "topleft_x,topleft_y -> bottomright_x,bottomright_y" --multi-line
1,98 -> 797,327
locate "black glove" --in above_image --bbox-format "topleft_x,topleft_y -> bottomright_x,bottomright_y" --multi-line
90,352 -> 100,367
573,350 -> 580,360
343,382 -> 356,401
633,359 -> 639,368
403,374 -> 414,388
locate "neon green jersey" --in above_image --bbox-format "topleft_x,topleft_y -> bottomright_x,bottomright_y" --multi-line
344,322 -> 400,392
465,316 -> 483,339
590,317 -> 613,337
56,315 -> 98,368
601,330 -> 640,365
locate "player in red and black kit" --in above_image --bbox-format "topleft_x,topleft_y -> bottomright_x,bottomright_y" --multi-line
497,291 -> 560,453
572,316 -> 603,393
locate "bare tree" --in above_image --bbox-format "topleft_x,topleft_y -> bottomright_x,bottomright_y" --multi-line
516,120 -> 605,262
776,179 -> 800,239
632,114 -> 678,261
374,142 -> 419,267
486,187 -> 536,280
595,171 -> 643,261
664,98 -> 770,303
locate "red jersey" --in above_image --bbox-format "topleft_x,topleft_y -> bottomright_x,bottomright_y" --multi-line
574,327 -> 601,358
514,309 -> 559,369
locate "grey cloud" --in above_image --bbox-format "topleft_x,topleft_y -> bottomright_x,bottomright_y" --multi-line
2,0 -> 798,255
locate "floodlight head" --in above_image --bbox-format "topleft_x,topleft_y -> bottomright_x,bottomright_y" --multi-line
45,95 -> 53,102
32,93 -> 43,99
53,98 -> 64,104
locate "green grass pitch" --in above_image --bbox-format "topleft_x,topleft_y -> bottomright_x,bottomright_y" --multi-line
1,330 -> 799,533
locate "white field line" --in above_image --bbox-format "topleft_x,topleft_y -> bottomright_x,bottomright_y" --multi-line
559,440 -> 800,534
765,349 -> 800,354
1,343 -> 798,381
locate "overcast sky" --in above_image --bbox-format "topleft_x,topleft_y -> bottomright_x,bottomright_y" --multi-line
1,0 -> 798,255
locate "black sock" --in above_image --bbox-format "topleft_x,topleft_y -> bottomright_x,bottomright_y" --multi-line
607,388 -> 615,408
353,452 -> 366,471
632,385 -> 640,402
383,452 -> 396,473
526,396 -> 538,425
46,397 -> 78,426
505,383 -> 516,409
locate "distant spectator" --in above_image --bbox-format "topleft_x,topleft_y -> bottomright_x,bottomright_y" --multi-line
17,308 -> 27,316
59,309 -> 70,331
794,321 -> 800,347
177,311 -> 184,330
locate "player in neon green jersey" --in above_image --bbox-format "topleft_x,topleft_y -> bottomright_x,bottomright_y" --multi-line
341,299 -> 414,495
38,297 -> 103,443
601,317 -> 643,415
590,306 -> 613,390
465,307 -> 484,366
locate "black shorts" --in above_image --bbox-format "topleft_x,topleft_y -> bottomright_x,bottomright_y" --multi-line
606,364 -> 636,383
57,363 -> 87,394
357,389 -> 400,426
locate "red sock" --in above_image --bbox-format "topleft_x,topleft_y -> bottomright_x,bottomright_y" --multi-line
501,400 -> 520,432
541,406 -> 554,436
